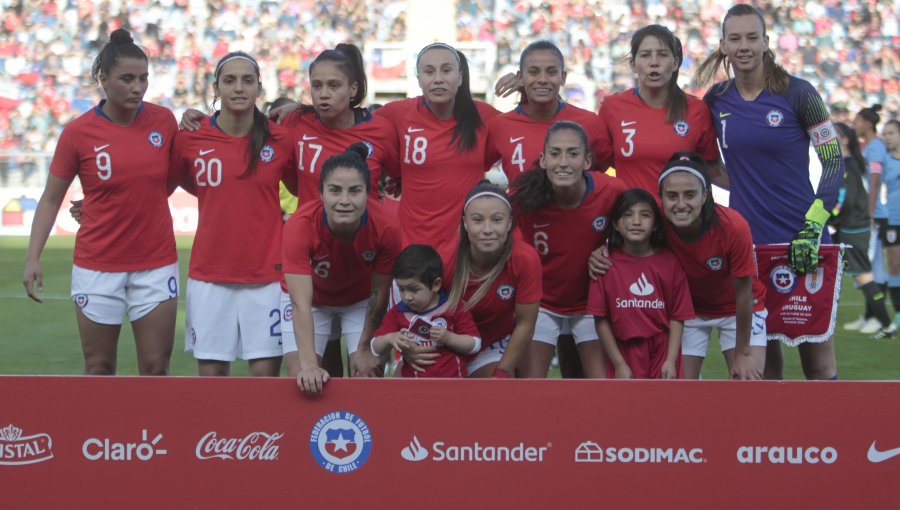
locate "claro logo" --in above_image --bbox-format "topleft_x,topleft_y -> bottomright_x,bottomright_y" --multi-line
83,429 -> 167,461
400,436 -> 550,463
737,446 -> 837,464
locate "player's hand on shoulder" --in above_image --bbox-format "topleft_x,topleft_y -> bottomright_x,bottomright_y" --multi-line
179,108 -> 206,131
268,103 -> 301,124
588,244 -> 612,279
296,366 -> 329,394
494,72 -> 521,98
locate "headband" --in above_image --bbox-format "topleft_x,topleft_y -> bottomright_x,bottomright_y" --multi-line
416,42 -> 461,67
215,54 -> 260,77
464,191 -> 511,212
658,165 -> 707,189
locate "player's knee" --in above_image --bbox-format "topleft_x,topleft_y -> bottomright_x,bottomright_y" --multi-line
84,361 -> 116,376
139,358 -> 170,376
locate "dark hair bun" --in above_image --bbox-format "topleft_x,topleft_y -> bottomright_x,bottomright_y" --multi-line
346,142 -> 369,161
110,28 -> 134,45
872,104 -> 883,113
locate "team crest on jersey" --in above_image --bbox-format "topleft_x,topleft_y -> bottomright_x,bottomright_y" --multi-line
592,216 -> 608,233
283,303 -> 293,322
73,294 -> 89,308
362,141 -> 374,157
673,120 -> 690,137
706,256 -> 724,271
148,130 -> 164,147
189,327 -> 197,348
432,318 -> 447,329
887,228 -> 898,244
361,250 -> 376,262
309,411 -> 372,474
766,110 -> 784,127
805,267 -> 825,294
769,265 -> 796,294
260,144 -> 275,163
497,284 -> 515,300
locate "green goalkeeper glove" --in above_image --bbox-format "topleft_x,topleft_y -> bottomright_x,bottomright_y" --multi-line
788,199 -> 830,274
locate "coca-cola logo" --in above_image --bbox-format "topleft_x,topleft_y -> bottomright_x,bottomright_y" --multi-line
0,423 -> 54,466
195,431 -> 283,461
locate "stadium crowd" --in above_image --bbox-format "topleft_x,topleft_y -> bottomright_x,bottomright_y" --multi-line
0,0 -> 896,182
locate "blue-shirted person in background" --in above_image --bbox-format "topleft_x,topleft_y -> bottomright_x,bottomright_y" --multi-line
694,3 -> 844,380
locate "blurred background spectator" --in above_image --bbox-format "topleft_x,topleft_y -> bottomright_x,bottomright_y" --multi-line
0,0 -> 895,186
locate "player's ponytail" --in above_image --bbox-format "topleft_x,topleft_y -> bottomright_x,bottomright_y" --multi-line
447,181 -> 514,311
319,142 -> 372,193
857,104 -> 883,129
91,29 -> 147,84
631,25 -> 687,123
450,50 -> 484,153
510,121 -> 589,214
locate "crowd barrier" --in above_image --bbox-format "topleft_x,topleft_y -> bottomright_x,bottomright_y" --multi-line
1,376 -> 897,508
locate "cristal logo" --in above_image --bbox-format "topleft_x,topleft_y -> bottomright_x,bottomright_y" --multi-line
82,429 -> 167,462
736,446 -> 837,464
574,441 -> 704,464
400,436 -> 550,463
0,423 -> 54,466
629,273 -> 654,296
196,431 -> 283,461
401,436 -> 428,461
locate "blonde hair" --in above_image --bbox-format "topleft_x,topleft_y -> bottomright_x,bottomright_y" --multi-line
692,4 -> 790,95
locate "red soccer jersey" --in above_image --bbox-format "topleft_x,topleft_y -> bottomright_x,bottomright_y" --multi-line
281,109 -> 398,205
664,205 -> 767,317
444,238 -> 542,348
596,89 -> 719,193
374,293 -> 480,378
515,172 -> 627,314
486,101 -> 606,182
282,199 -> 401,307
376,97 -> 500,254
587,248 -> 694,343
170,115 -> 295,283
50,101 -> 177,272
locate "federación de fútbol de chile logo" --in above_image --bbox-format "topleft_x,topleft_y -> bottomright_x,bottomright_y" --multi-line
309,411 -> 372,474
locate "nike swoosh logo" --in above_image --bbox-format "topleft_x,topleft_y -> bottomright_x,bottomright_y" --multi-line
199,149 -> 215,155
93,144 -> 110,152
867,441 -> 900,463
407,127 -> 425,133
510,136 -> 525,143
620,121 -> 636,127
302,135 -> 318,141
719,112 -> 732,118
533,223 -> 550,228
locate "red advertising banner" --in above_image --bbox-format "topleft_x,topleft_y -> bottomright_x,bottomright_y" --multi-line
1,377 -> 898,509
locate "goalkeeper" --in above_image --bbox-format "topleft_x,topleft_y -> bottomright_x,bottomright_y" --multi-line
696,4 -> 844,380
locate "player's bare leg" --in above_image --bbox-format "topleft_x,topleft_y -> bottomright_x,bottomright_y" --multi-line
576,340 -> 608,379
469,362 -> 498,378
249,356 -> 281,377
798,338 -> 837,380
763,341 -> 783,380
75,306 -> 121,375
723,346 -> 766,378
198,360 -> 230,376
681,355 -> 704,379
132,297 -> 176,376
557,334 -> 584,378
517,341 -> 554,378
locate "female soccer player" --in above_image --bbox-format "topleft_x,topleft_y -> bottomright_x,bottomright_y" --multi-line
510,121 -> 626,378
880,120 -> 900,327
170,51 -> 297,376
596,25 -> 721,194
658,153 -> 767,379
24,29 -> 178,375
376,42 -> 499,255
284,144 -> 402,393
587,189 -> 693,379
404,181 -> 541,378
486,40 -> 605,183
695,3 -> 843,380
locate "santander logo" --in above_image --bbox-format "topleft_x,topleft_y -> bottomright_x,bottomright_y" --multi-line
196,431 -> 283,461
629,273 -> 655,296
401,436 -> 428,461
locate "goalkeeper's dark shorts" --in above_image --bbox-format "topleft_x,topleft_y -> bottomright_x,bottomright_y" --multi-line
833,229 -> 871,276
